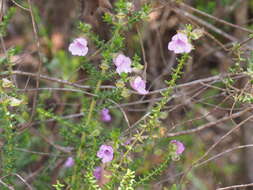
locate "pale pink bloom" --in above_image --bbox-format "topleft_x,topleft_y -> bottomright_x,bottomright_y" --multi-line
170,140 -> 185,155
97,145 -> 114,163
130,76 -> 148,95
113,54 -> 132,74
168,33 -> 192,54
100,108 -> 112,122
93,166 -> 102,180
64,157 -> 74,168
68,37 -> 88,56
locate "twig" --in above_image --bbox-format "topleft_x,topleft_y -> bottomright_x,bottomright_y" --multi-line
0,0 -> 4,21
137,26 -> 148,80
217,183 -> 253,190
167,106 -> 253,137
8,70 -> 115,90
10,0 -> 29,11
180,113 -> 253,186
0,179 -> 14,190
17,87 -> 96,97
27,0 -> 43,120
173,8 -> 237,42
108,99 -> 131,129
13,173 -> 33,190
196,144 -> 253,168
149,73 -> 246,95
14,147 -> 62,156
180,2 -> 253,34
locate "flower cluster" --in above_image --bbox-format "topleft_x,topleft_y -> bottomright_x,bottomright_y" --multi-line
67,26 -> 194,185
114,53 -> 148,95
68,38 -> 149,95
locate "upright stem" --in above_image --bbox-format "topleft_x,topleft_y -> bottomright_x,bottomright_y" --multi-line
71,69 -> 105,189
119,54 -> 189,166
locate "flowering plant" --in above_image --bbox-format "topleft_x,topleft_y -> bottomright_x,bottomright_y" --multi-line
0,1 -> 221,190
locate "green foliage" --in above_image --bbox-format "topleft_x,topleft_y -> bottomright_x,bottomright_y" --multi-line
84,171 -> 102,190
195,0 -> 216,14
52,180 -> 65,190
0,7 -> 16,37
119,169 -> 136,190
135,157 -> 170,186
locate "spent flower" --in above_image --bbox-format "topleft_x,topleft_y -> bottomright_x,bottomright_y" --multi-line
93,166 -> 102,180
130,76 -> 148,95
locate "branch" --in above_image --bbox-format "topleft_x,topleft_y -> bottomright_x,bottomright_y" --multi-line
167,107 -> 253,137
217,183 -> 253,190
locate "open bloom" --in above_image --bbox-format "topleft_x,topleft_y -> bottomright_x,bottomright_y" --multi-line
68,37 -> 88,56
170,140 -> 185,155
100,108 -> 111,122
113,54 -> 132,74
93,166 -> 102,180
64,157 -> 74,168
97,145 -> 114,163
168,33 -> 192,54
130,76 -> 148,95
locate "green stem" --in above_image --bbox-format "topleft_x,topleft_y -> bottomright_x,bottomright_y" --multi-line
119,54 -> 189,167
71,69 -> 105,189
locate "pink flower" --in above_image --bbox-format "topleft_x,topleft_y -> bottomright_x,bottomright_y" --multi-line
168,33 -> 192,54
100,108 -> 111,122
130,76 -> 148,95
97,145 -> 114,163
68,37 -> 88,56
64,157 -> 74,168
93,166 -> 102,180
113,54 -> 132,74
170,140 -> 185,155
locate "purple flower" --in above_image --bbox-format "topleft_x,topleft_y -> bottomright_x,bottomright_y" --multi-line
64,157 -> 74,168
124,139 -> 131,146
113,54 -> 132,74
68,37 -> 88,56
97,145 -> 114,163
93,166 -> 102,180
130,76 -> 148,95
170,140 -> 185,155
168,33 -> 192,54
100,108 -> 112,122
